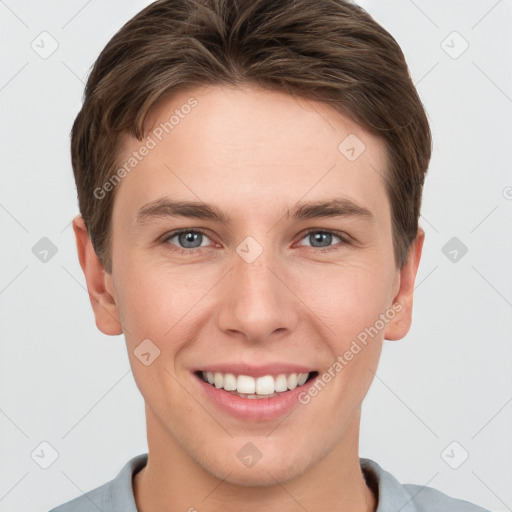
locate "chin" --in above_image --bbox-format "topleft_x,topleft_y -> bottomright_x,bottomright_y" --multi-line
199,446 -> 314,487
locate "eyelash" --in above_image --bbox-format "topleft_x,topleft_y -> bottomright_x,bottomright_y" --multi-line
161,228 -> 351,255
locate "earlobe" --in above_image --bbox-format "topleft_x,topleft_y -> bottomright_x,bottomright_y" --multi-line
72,215 -> 123,336
384,227 -> 425,341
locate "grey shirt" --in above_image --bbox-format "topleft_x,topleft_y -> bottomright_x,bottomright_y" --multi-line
48,453 -> 490,511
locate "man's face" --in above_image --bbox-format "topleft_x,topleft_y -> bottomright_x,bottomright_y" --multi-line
84,83 -> 419,485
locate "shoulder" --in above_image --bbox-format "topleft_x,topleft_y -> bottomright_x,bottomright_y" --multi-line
49,483 -> 107,512
360,458 -> 491,512
48,453 -> 148,512
402,482 -> 491,512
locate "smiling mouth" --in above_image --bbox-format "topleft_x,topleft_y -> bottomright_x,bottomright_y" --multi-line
195,370 -> 319,399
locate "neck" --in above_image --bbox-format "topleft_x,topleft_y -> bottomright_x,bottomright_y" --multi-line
134,408 -> 376,512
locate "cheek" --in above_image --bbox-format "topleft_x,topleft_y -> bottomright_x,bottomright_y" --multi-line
114,255 -> 218,340
296,258 -> 394,345
296,263 -> 391,420
112,260 -> 209,409
114,246 -> 395,353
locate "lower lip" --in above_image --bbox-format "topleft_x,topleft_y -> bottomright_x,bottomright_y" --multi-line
195,373 -> 318,422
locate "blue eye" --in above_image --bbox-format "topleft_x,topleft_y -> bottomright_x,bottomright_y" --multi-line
298,229 -> 347,250
163,229 -> 212,250
161,228 -> 349,254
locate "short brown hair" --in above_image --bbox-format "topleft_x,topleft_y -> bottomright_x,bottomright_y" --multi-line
71,0 -> 431,272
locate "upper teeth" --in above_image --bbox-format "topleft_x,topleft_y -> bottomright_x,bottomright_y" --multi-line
202,371 -> 310,395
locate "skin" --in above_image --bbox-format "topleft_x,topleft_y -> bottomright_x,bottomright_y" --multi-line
73,83 -> 424,512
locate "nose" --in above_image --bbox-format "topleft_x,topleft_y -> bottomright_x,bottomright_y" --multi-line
216,248 -> 300,343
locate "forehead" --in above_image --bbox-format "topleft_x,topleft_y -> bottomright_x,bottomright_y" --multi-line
113,83 -> 391,225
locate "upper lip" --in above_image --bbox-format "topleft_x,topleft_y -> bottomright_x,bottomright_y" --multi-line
193,363 -> 316,378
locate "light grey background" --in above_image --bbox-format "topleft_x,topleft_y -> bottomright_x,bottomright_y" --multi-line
1,1 -> 511,511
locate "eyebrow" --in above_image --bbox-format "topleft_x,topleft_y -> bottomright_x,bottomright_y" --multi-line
135,197 -> 374,224
287,198 -> 373,221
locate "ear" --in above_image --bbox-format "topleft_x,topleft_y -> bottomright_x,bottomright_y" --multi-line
72,215 -> 123,336
384,227 -> 425,341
